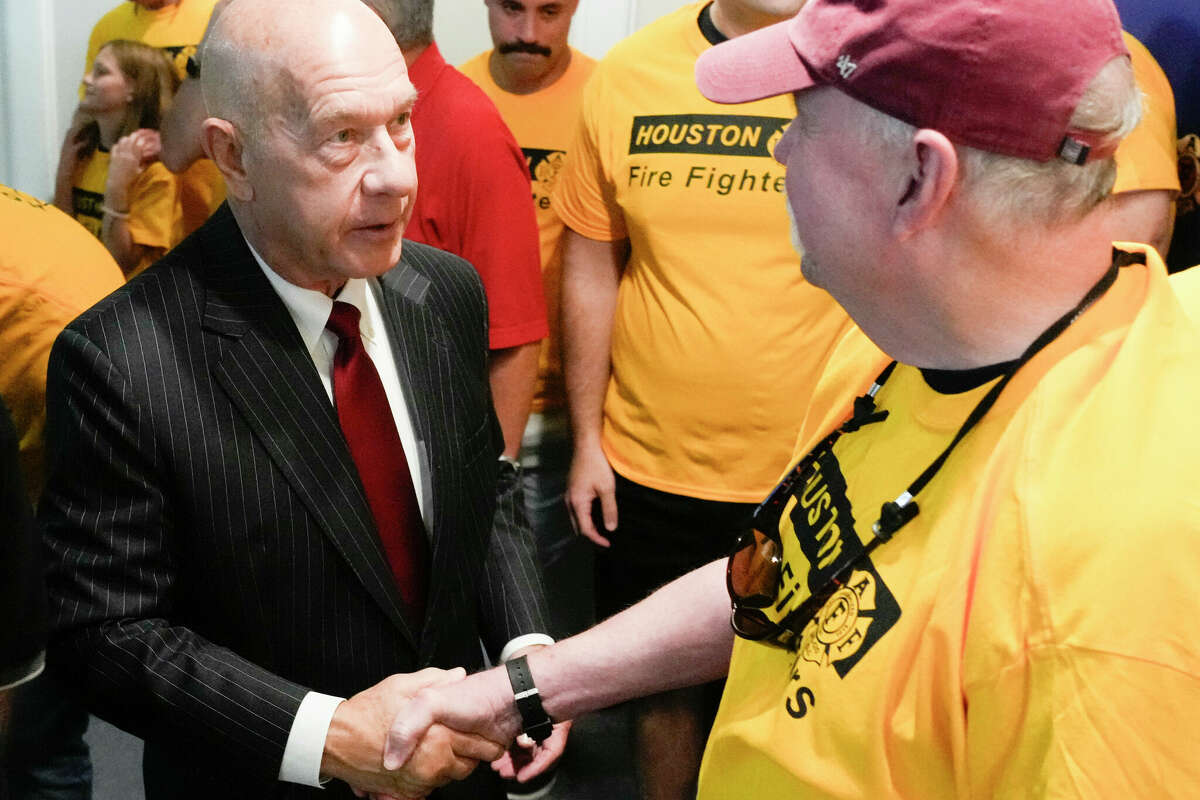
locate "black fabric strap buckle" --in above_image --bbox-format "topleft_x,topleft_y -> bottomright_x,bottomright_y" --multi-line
873,498 -> 919,540
842,393 -> 890,432
505,655 -> 553,744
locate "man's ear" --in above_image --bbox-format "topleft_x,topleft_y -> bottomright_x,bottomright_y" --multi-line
892,129 -> 958,241
201,117 -> 254,202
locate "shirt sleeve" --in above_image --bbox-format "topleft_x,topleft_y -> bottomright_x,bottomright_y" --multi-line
455,110 -> 548,350
127,163 -> 182,274
277,691 -> 344,787
552,67 -> 627,243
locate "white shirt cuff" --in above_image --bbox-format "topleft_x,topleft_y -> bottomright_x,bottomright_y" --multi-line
0,650 -> 45,692
499,634 -> 555,664
278,691 -> 345,787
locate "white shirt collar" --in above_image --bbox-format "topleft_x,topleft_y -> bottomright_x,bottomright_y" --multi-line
246,241 -> 379,354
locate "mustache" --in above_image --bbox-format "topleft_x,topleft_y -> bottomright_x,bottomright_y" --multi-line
498,40 -> 552,57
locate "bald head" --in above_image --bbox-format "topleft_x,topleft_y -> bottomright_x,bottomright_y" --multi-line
197,0 -> 418,293
202,0 -> 404,137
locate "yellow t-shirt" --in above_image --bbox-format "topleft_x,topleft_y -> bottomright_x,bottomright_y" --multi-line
82,0 -> 224,236
73,149 -> 182,278
552,2 -> 850,501
1170,262 -> 1200,319
0,184 -> 124,504
460,48 -> 597,414
178,157 -> 226,237
1113,32 -> 1180,195
81,0 -> 216,91
700,246 -> 1200,798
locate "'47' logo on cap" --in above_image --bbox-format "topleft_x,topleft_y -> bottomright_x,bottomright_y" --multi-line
836,54 -> 857,79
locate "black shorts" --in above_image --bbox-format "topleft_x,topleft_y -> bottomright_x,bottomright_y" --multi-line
593,472 -> 758,620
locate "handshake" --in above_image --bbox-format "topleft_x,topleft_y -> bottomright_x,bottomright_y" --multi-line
321,659 -> 569,800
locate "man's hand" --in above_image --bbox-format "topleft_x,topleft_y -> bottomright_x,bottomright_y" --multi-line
565,440 -> 617,547
321,668 -> 507,799
492,720 -> 571,785
106,129 -> 162,210
383,666 -> 524,777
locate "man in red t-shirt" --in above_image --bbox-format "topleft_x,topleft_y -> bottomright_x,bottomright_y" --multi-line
362,0 -> 548,460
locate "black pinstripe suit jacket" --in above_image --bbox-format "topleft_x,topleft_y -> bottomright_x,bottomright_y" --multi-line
40,204 -> 550,800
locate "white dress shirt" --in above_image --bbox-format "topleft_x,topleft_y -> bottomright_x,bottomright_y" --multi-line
248,248 -> 551,787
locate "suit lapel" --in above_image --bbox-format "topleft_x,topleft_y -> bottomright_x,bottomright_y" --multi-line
376,258 -> 462,652
198,206 -> 420,648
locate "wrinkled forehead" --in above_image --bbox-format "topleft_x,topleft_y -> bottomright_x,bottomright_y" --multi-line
276,47 -> 414,129
247,12 -> 410,120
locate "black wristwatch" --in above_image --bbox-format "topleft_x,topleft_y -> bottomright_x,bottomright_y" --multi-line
505,655 -> 554,744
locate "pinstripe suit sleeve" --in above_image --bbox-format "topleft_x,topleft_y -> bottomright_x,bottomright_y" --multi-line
41,324 -> 308,778
477,456 -> 552,658
414,244 -> 551,658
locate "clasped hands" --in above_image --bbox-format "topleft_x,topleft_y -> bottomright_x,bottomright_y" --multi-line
323,665 -> 568,800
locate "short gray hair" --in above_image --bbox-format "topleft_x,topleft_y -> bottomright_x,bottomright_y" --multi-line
200,18 -> 291,141
860,56 -> 1142,229
359,0 -> 433,50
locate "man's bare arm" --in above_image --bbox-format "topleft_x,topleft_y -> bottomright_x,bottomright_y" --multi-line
561,228 -> 628,546
383,559 -> 735,767
488,341 -> 541,459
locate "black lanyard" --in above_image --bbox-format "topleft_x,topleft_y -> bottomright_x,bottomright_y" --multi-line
755,252 -> 1130,636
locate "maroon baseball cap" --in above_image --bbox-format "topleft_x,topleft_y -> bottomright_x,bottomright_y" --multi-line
695,0 -> 1129,164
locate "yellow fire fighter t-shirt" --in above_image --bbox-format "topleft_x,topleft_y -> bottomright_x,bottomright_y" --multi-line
82,0 -> 217,92
81,0 -> 225,236
699,246 -> 1200,798
552,2 -> 851,501
460,47 -> 597,414
0,184 -> 124,504
73,149 -> 182,278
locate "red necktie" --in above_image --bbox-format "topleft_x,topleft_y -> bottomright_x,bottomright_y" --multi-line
326,300 -> 428,622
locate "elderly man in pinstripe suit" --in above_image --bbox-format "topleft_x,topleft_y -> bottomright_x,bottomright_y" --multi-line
38,0 -> 563,797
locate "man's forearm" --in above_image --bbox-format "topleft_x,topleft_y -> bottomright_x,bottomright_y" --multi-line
385,559 -> 735,766
528,559 -> 734,720
100,213 -> 149,275
561,230 -> 627,447
488,341 -> 541,458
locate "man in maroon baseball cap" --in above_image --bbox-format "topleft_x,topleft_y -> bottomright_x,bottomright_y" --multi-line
377,2 -> 1200,796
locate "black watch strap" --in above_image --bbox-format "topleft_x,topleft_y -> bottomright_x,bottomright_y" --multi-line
505,655 -> 554,744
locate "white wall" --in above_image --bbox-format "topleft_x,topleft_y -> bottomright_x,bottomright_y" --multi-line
0,0 -> 114,199
0,0 -> 690,199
